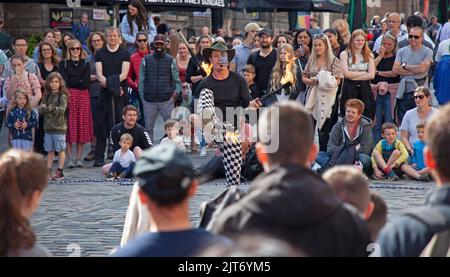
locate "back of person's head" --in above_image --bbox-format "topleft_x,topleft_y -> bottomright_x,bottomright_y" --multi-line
198,233 -> 306,257
322,166 -> 370,214
406,15 -> 425,29
425,104 -> 450,182
366,192 -> 387,241
0,150 -> 48,257
134,143 -> 197,207
257,101 -> 314,167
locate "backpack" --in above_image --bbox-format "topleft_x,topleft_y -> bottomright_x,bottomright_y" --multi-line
241,143 -> 264,181
404,206 -> 450,257
198,185 -> 247,230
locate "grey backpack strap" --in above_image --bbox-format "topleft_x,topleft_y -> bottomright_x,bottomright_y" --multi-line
421,230 -> 450,257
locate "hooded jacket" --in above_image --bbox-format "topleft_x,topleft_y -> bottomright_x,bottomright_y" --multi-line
327,116 -> 373,156
209,164 -> 371,256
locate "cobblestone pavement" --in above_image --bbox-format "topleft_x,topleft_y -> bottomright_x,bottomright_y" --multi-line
0,120 -> 435,257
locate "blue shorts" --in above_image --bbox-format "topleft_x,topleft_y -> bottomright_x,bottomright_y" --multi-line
44,133 -> 66,152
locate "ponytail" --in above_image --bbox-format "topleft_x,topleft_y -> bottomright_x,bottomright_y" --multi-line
0,150 -> 48,257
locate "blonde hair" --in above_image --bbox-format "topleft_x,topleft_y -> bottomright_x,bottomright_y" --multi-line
65,39 -> 88,60
269,44 -> 297,93
305,34 -> 336,73
331,19 -> 350,45
9,90 -> 32,121
120,133 -> 134,144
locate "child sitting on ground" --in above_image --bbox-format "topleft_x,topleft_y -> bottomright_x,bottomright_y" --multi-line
371,122 -> 409,181
107,133 -> 136,179
160,119 -> 186,153
401,123 -> 431,182
242,64 -> 260,99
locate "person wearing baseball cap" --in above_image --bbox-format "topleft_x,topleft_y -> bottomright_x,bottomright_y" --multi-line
139,33 -> 182,142
229,22 -> 262,74
113,143 -> 230,257
247,27 -> 278,97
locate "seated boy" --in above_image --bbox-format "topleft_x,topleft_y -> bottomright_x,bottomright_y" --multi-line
401,123 -> 431,182
160,119 -> 186,153
371,122 -> 409,181
106,133 -> 136,179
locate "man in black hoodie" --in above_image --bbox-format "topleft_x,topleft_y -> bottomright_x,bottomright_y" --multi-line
209,101 -> 371,256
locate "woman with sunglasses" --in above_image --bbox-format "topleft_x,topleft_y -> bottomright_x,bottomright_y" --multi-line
58,39 -> 93,169
302,34 -> 343,151
399,86 -> 437,158
340,29 -> 376,120
127,31 -> 149,127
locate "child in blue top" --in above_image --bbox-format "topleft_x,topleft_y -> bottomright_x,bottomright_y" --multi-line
403,123 -> 431,182
6,90 -> 38,151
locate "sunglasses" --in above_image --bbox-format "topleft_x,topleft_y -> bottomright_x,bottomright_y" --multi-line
137,39 -> 147,43
313,33 -> 326,39
408,35 -> 421,40
70,47 -> 81,51
413,95 -> 426,100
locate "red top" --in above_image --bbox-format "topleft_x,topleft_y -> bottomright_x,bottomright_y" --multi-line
177,64 -> 187,83
127,49 -> 149,92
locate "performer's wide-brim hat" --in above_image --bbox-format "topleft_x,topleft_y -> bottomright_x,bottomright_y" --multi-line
202,41 -> 235,62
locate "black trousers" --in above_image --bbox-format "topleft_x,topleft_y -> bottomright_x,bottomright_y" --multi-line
340,79 -> 375,120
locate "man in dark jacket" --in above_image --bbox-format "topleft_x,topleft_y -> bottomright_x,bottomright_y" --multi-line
139,34 -> 181,142
209,101 -> 371,256
378,104 -> 450,257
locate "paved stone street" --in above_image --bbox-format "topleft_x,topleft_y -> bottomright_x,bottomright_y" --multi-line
0,118 -> 435,257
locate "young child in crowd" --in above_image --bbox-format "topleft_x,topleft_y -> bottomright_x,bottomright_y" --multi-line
6,90 -> 37,151
401,123 -> 431,182
160,119 -> 186,153
371,122 -> 409,181
39,72 -> 67,181
107,133 -> 136,179
242,64 -> 260,99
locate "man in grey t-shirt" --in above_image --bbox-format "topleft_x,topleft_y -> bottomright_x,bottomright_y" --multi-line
393,26 -> 433,123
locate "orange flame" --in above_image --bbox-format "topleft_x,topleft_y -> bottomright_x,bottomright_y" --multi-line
280,63 -> 294,86
200,62 -> 212,76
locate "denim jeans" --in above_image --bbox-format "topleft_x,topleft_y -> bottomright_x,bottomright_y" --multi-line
373,93 -> 393,144
397,92 -> 416,125
315,151 -> 372,176
110,161 -> 135,178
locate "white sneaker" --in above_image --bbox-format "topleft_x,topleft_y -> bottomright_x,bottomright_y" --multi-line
200,147 -> 207,157
67,160 -> 75,169
76,160 -> 84,168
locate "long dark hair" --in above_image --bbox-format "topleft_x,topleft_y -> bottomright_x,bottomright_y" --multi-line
127,0 -> 148,36
0,150 -> 48,256
293,28 -> 313,51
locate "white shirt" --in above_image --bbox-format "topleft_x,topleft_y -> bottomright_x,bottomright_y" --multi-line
435,38 -> 450,62
160,136 -> 186,153
113,149 -> 136,168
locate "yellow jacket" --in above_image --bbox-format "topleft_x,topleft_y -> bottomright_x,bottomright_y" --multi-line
371,139 -> 409,168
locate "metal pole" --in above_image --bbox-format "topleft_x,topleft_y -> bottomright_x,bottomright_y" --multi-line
273,8 -> 277,33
